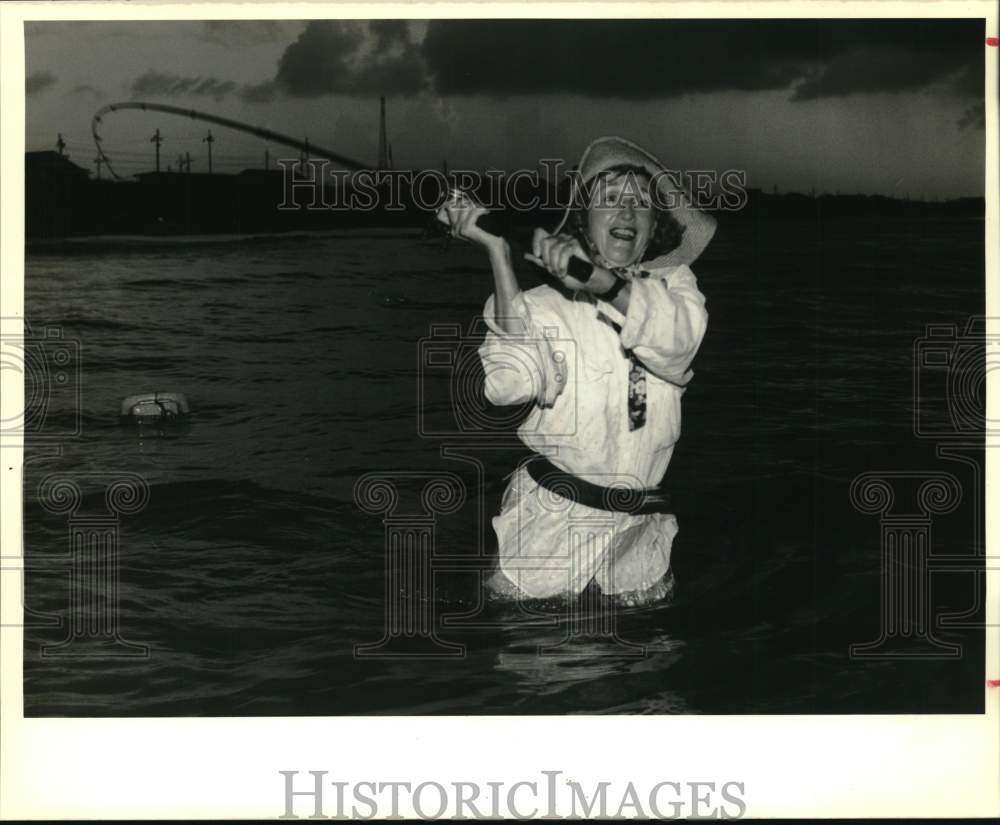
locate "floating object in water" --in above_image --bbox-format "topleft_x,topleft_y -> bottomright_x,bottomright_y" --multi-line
120,392 -> 190,424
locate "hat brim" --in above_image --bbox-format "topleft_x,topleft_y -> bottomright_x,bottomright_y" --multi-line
553,136 -> 717,269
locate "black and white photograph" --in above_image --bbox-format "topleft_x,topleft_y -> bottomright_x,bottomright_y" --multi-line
2,1 -> 997,819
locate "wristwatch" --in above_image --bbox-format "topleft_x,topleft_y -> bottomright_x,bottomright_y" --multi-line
597,273 -> 627,303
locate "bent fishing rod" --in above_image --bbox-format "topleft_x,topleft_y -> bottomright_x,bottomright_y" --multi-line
435,188 -> 596,284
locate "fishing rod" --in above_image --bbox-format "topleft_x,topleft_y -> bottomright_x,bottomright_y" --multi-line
436,188 -> 596,283
92,101 -> 369,181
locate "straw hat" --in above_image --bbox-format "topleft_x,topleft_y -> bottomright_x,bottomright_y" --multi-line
553,136 -> 717,269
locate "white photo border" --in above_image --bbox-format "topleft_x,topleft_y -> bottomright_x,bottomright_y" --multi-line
1,1 -> 997,819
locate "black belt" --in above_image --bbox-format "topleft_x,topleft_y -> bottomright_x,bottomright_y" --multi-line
525,455 -> 673,515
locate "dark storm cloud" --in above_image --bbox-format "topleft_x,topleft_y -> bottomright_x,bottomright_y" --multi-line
790,42 -> 980,100
420,19 -> 983,100
131,71 -> 237,101
272,20 -> 426,97
257,19 -> 983,104
26,70 -> 56,96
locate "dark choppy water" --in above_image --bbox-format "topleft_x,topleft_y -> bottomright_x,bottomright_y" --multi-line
22,218 -> 985,715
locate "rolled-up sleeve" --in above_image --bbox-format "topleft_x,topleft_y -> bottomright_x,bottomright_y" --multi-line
618,265 -> 708,386
478,291 -> 568,407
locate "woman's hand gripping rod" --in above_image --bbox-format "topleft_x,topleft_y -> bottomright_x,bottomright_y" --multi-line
436,188 -> 596,283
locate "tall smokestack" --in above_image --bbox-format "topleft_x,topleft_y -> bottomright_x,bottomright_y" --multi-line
377,96 -> 389,172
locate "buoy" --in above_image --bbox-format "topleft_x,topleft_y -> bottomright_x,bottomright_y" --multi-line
120,392 -> 190,423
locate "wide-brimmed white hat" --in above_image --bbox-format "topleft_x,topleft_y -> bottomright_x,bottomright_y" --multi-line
554,136 -> 717,269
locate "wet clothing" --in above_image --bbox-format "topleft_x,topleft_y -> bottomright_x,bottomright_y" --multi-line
479,264 -> 708,598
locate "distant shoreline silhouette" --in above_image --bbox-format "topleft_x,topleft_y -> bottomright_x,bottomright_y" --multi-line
25,150 -> 985,240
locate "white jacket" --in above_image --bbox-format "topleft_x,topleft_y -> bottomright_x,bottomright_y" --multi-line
478,264 -> 708,598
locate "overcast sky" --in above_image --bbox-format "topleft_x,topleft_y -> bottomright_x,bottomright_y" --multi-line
24,18 -> 987,198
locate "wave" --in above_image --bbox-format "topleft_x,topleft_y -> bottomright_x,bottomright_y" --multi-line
26,227 -> 426,255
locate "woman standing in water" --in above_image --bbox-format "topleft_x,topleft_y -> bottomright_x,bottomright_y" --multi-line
439,136 -> 716,606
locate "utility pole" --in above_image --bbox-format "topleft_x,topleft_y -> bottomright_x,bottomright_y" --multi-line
94,155 -> 103,180
299,138 -> 311,177
264,148 -> 270,171
203,129 -> 214,174
56,133 -> 66,156
377,96 -> 389,172
185,151 -> 191,174
150,128 -> 163,173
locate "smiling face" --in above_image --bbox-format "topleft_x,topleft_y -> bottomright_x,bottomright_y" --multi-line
584,169 -> 657,268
